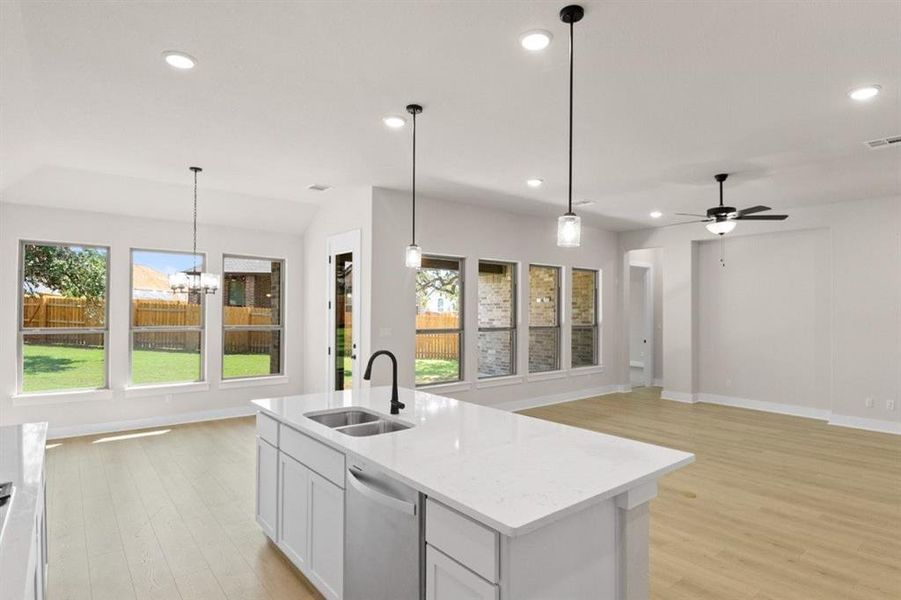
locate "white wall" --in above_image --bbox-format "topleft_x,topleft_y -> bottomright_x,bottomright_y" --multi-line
0,203 -> 304,435
368,188 -> 623,409
620,195 -> 901,430
301,187 -> 373,394
628,267 -> 646,366
697,229 -> 831,414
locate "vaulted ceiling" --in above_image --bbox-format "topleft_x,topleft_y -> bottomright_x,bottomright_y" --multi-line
2,1 -> 899,232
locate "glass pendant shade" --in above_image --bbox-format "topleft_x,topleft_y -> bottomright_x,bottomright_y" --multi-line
405,244 -> 422,269
706,220 -> 737,235
557,213 -> 581,248
200,272 -> 220,293
168,272 -> 190,291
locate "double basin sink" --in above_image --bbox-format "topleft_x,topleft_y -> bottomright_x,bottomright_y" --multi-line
304,408 -> 413,437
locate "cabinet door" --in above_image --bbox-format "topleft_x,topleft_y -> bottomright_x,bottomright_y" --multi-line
255,437 -> 278,539
308,471 -> 344,600
426,546 -> 498,600
278,452 -> 311,570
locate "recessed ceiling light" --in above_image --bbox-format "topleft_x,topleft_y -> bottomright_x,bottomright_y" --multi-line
383,115 -> 406,128
520,30 -> 552,52
650,211 -> 663,218
162,51 -> 196,70
526,178 -> 544,187
848,85 -> 881,101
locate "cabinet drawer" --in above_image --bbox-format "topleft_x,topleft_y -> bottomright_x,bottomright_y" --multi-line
256,412 -> 279,446
426,499 -> 498,583
279,424 -> 345,488
426,545 -> 498,600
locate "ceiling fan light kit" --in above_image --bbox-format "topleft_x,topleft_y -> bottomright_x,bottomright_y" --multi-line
676,173 -> 789,236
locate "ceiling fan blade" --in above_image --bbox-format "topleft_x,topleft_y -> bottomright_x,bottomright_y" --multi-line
659,219 -> 710,227
736,214 -> 789,220
675,212 -> 707,217
736,205 -> 771,216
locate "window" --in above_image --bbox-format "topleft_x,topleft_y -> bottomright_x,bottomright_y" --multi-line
130,250 -> 204,385
223,256 -> 284,379
528,265 -> 560,373
571,269 -> 599,368
19,242 -> 109,393
478,261 -> 516,378
415,256 -> 463,386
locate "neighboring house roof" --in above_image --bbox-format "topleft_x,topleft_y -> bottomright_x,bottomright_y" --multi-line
132,265 -> 188,300
224,257 -> 272,274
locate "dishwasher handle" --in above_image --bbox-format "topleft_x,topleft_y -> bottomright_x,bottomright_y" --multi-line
347,468 -> 417,516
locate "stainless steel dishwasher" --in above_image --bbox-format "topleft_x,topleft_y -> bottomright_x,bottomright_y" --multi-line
344,457 -> 423,600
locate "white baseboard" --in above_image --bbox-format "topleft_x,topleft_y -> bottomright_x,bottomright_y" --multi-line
48,405 -> 257,440
494,384 -> 630,412
660,390 -> 697,404
696,393 -> 832,421
827,414 -> 901,435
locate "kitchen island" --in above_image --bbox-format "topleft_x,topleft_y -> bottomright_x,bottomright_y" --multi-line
252,387 -> 692,600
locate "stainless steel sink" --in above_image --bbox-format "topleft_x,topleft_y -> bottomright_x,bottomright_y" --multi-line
305,408 -> 380,428
338,419 -> 412,437
304,407 -> 412,437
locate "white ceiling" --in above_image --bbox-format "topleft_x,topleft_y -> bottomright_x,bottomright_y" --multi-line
1,0 -> 899,232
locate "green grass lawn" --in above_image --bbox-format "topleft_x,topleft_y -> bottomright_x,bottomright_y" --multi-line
414,359 -> 460,385
22,344 -> 270,391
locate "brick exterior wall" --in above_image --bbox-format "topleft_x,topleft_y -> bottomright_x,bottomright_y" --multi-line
529,265 -> 559,372
478,263 -> 515,377
571,269 -> 598,367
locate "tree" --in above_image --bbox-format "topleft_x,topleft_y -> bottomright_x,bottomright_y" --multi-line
23,245 -> 107,324
416,268 -> 459,310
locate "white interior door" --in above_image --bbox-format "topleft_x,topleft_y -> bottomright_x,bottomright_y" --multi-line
327,230 -> 362,394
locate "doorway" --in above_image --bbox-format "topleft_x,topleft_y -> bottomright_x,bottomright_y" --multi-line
629,264 -> 653,387
327,230 -> 361,393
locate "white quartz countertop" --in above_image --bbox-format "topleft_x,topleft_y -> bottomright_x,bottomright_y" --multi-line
0,422 -> 47,600
253,387 -> 693,536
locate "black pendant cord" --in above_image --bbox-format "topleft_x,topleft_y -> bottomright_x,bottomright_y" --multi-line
192,167 -> 199,273
411,109 -> 417,245
567,18 -> 574,216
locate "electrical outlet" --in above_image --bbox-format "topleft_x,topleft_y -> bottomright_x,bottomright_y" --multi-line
888,399 -> 896,411
165,394 -> 173,404
865,397 -> 873,408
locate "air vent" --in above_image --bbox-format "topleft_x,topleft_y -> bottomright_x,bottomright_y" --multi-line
865,135 -> 901,149
574,199 -> 595,207
307,184 -> 332,191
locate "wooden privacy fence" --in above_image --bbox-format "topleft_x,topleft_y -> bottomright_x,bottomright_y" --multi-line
415,312 -> 459,361
22,295 -> 274,353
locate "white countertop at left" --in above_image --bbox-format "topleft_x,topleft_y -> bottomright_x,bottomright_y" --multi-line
0,422 -> 48,600
253,387 -> 693,536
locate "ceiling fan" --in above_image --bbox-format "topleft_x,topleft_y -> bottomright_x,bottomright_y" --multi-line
676,173 -> 789,235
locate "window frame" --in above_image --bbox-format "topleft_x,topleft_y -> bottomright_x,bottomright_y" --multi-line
415,255 -> 465,387
17,239 -> 111,394
477,260 -> 517,380
570,267 -> 600,369
528,263 -> 562,374
128,248 -> 207,387
222,254 -> 285,380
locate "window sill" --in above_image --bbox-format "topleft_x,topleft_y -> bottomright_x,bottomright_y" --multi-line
476,375 -> 524,389
568,365 -> 605,377
417,381 -> 472,394
219,375 -> 289,390
12,388 -> 114,406
124,382 -> 210,398
526,370 -> 567,383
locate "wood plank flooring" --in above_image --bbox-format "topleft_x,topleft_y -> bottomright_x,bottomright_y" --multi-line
45,387 -> 900,599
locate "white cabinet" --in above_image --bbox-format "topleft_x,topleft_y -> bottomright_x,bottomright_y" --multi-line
278,452 -> 310,569
308,471 -> 344,599
271,443 -> 344,600
255,437 -> 278,539
426,545 -> 498,600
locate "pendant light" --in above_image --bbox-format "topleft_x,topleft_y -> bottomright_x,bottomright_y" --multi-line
169,166 -> 220,294
556,4 -> 584,248
405,103 -> 424,268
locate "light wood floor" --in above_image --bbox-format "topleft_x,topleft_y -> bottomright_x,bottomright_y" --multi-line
45,388 -> 900,599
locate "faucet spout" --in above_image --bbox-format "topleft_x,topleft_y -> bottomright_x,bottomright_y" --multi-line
362,350 -> 404,415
